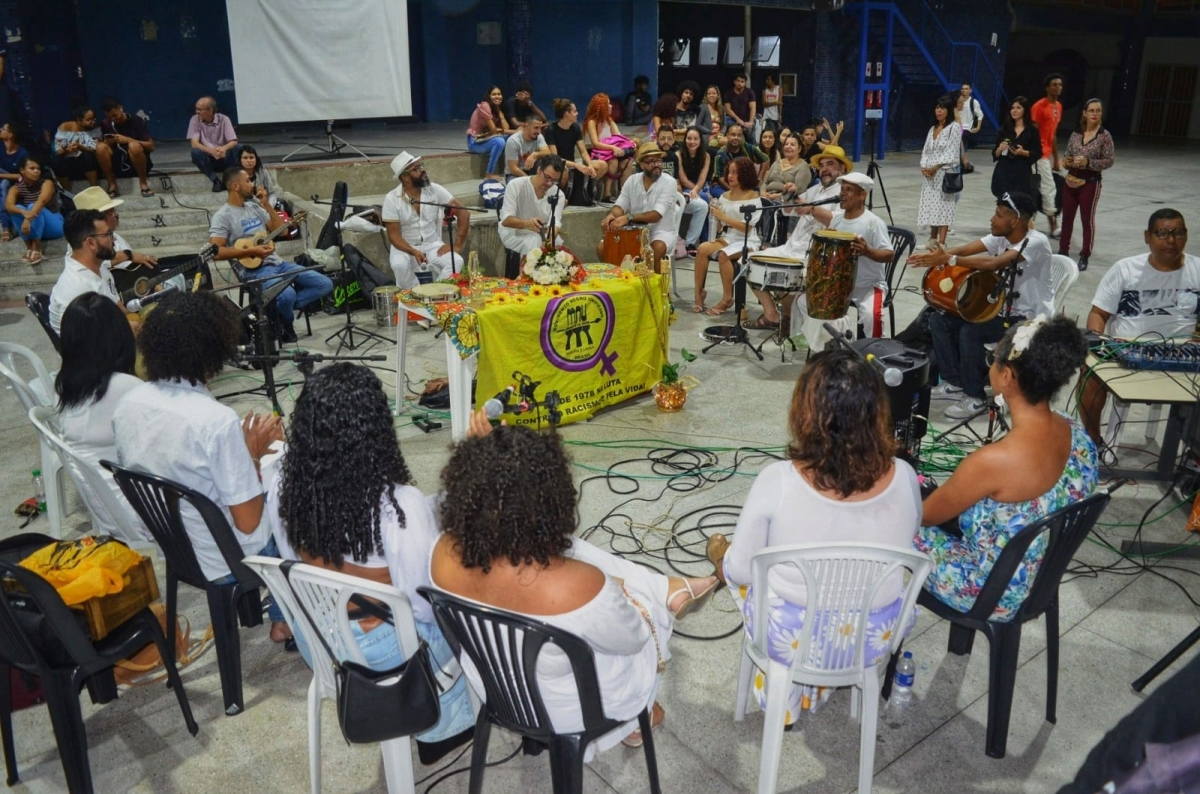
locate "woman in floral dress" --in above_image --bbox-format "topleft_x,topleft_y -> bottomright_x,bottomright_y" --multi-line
917,94 -> 962,248
916,315 -> 1099,619
705,349 -> 924,724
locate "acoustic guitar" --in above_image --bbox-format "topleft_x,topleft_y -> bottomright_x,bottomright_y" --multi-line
117,244 -> 218,304
231,211 -> 308,269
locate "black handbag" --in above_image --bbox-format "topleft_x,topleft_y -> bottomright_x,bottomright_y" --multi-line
282,561 -> 441,744
941,168 -> 963,194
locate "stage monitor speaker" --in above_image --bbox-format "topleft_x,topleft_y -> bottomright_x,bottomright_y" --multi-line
851,338 -> 931,458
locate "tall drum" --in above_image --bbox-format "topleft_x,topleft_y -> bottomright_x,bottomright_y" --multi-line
602,225 -> 646,266
803,230 -> 859,320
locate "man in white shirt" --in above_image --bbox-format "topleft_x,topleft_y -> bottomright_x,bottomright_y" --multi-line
1078,209 -> 1197,442
957,84 -> 983,173
597,143 -> 678,273
65,185 -> 175,289
380,152 -> 469,288
909,191 -> 1055,419
504,116 -> 549,182
112,290 -> 290,640
793,171 -> 894,352
747,147 -> 847,328
499,154 -> 565,258
49,209 -> 123,334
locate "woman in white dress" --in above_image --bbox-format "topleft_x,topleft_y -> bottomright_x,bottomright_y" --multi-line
430,412 -> 720,754
917,94 -> 962,248
693,156 -> 763,315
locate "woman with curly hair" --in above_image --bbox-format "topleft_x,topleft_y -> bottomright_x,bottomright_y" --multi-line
431,412 -> 719,753
692,155 -> 762,315
705,349 -> 924,724
111,290 -> 290,640
583,92 -> 638,201
264,363 -> 475,764
917,315 -> 1099,619
650,94 -> 678,138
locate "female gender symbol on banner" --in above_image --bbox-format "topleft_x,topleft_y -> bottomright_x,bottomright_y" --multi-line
540,291 -> 619,375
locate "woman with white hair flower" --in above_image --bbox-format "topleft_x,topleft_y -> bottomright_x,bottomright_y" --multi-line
916,315 -> 1099,619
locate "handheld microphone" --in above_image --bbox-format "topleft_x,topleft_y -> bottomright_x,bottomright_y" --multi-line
126,283 -> 179,313
865,353 -> 904,388
821,321 -> 855,351
483,386 -> 516,419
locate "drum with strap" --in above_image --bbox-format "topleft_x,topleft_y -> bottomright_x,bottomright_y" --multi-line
921,263 -> 1004,323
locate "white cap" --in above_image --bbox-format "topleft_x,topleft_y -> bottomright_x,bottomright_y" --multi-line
836,172 -> 875,191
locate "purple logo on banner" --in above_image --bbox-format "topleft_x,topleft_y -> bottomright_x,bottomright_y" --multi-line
540,291 -> 618,374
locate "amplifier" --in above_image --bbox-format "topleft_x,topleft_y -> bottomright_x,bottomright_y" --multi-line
852,338 -> 931,456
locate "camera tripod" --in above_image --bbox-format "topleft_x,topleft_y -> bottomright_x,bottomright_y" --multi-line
864,120 -> 893,226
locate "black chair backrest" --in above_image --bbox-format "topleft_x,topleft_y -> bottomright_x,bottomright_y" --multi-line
0,559 -> 102,674
885,226 -> 917,300
101,461 -> 260,590
965,491 -> 1111,624
26,292 -> 60,353
421,587 -> 611,739
315,181 -> 349,251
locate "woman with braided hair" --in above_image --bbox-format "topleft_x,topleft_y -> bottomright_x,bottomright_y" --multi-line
264,363 -> 474,764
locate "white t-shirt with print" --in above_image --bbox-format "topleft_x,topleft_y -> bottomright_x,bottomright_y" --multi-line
981,229 -> 1054,318
1092,253 -> 1200,340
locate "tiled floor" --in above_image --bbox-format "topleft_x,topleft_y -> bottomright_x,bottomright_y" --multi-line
2,127 -> 1199,793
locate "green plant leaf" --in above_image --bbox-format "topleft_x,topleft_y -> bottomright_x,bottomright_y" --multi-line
680,348 -> 697,362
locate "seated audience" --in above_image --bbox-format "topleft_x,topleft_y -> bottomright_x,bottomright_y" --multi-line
916,316 -> 1099,619
816,117 -> 845,149
504,115 -> 550,182
724,73 -> 757,142
53,105 -> 117,195
466,86 -> 514,183
701,85 -> 726,149
1078,209 -> 1197,444
762,133 -> 811,201
187,96 -> 240,192
381,151 -> 468,288
7,157 -> 63,266
707,348 -> 922,723
757,127 -> 781,184
625,75 -> 653,126
54,292 -> 146,538
584,93 -> 637,202
650,94 -> 678,137
100,96 -> 155,197
112,290 -> 290,642
0,122 -> 29,241
675,127 -> 712,257
694,156 -> 762,315
598,143 -> 678,273
545,98 -> 598,190
239,146 -> 279,208
499,154 -> 565,256
711,125 -> 767,199
907,191 -> 1055,419
209,166 -> 333,343
501,81 -> 546,124
49,210 -> 121,332
673,81 -> 711,139
265,363 -> 475,764
430,413 -> 719,753
796,125 -> 822,182
654,126 -> 678,177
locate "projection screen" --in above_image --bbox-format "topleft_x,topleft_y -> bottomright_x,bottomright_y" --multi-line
226,0 -> 412,124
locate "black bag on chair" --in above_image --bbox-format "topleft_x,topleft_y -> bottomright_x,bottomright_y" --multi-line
565,169 -> 596,207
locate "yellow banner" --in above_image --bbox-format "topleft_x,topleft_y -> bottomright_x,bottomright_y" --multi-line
474,274 -> 668,429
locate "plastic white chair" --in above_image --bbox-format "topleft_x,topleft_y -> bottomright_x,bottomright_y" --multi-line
733,542 -> 932,794
0,343 -> 65,537
242,557 -> 473,794
670,191 -> 687,299
1049,254 -> 1079,315
27,406 -> 154,548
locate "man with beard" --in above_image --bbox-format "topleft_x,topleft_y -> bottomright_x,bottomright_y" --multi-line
711,124 -> 766,198
745,145 -> 851,330
500,154 -> 566,257
381,151 -> 469,288
209,167 -> 332,343
598,143 -> 679,273
49,209 -> 126,333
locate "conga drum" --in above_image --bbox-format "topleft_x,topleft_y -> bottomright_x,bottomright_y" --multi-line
602,225 -> 646,266
803,230 -> 859,319
921,263 -> 1004,323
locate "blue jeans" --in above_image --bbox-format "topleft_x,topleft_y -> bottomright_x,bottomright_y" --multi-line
9,204 -> 64,242
191,146 -> 243,184
466,134 -> 507,176
250,260 -> 333,327
214,536 -> 284,622
929,311 -> 1017,400
293,616 -> 476,743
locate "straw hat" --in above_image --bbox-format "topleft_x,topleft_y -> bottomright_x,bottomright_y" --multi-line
72,185 -> 123,213
810,144 -> 853,173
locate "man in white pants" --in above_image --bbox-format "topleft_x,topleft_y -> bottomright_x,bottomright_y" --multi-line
381,151 -> 468,289
1031,74 -> 1064,238
499,154 -> 566,256
597,142 -> 678,272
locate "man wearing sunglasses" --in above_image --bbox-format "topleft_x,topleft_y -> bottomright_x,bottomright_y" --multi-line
1078,209 -> 1197,443
597,142 -> 678,273
908,191 -> 1054,420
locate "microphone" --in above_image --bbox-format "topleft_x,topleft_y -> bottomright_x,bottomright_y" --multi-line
547,187 -> 560,208
126,283 -> 179,313
821,321 -> 855,352
802,196 -> 842,207
865,353 -> 904,388
484,386 -> 515,419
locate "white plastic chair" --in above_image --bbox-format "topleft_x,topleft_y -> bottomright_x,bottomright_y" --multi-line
242,557 -> 474,794
733,543 -> 932,794
670,191 -> 687,299
0,343 -> 65,537
27,406 -> 153,548
1049,254 -> 1079,315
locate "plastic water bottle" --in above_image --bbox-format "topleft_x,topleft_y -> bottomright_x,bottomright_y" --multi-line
31,469 -> 46,514
891,651 -> 915,709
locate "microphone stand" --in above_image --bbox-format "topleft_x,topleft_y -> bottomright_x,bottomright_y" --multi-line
702,203 -> 764,361
488,370 -> 564,428
545,190 -> 559,251
236,350 -> 387,377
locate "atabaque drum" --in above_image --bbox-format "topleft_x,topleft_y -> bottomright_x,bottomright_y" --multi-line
602,224 -> 646,266
803,230 -> 859,319
921,263 -> 1004,323
747,253 -> 805,291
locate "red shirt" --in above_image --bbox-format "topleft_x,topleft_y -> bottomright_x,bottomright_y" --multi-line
1030,98 -> 1061,158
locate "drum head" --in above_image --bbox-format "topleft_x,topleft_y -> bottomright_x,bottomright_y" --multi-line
749,254 -> 804,266
812,229 -> 857,242
412,284 -> 459,300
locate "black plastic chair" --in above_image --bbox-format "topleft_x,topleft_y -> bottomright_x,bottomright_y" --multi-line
883,226 -> 916,337
25,292 -> 60,354
0,553 -> 197,793
101,461 -> 264,717
916,491 -> 1112,758
420,587 -> 662,794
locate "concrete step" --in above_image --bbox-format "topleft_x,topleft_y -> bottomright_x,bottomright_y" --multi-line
112,191 -> 228,212
275,152 -> 491,203
116,223 -> 211,250
115,207 -> 211,230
